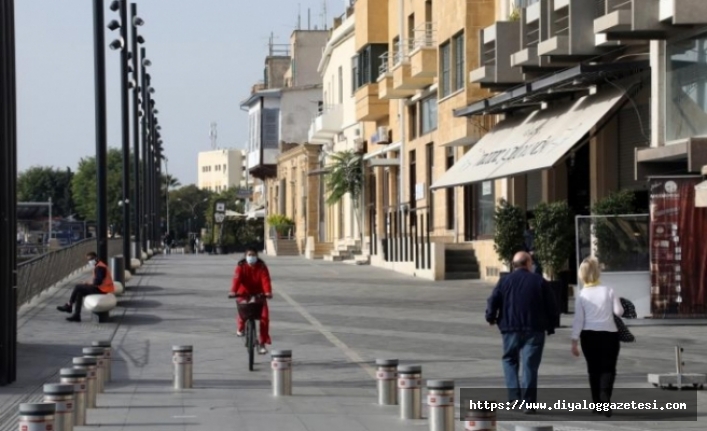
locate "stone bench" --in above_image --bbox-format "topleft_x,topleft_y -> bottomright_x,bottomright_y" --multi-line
83,293 -> 117,323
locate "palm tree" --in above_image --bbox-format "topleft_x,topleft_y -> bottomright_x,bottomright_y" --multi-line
325,150 -> 364,244
162,174 -> 181,189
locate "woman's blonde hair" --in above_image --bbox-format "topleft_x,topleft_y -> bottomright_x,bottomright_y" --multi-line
579,257 -> 601,285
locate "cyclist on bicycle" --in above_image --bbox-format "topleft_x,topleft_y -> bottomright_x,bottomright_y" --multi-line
228,247 -> 272,354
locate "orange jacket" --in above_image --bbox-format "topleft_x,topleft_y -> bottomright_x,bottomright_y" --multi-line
230,259 -> 272,296
95,261 -> 115,293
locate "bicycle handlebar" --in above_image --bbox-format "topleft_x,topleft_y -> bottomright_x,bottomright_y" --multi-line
228,293 -> 268,299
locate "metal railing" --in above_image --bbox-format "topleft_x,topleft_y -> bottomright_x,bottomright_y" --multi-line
393,40 -> 414,65
16,238 -> 123,308
371,205 -> 432,270
412,22 -> 436,50
378,52 -> 390,78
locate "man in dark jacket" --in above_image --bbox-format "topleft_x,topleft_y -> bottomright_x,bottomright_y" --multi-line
486,251 -> 558,411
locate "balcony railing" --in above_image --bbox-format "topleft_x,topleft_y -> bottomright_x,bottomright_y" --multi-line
393,39 -> 415,65
378,52 -> 391,78
412,22 -> 437,50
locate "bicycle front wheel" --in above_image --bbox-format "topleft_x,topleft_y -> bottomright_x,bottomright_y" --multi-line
247,319 -> 256,371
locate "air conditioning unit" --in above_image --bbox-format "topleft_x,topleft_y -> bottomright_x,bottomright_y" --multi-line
353,138 -> 365,152
323,141 -> 334,153
376,126 -> 389,144
354,127 -> 361,137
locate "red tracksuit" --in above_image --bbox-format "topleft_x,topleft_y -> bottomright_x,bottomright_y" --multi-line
230,259 -> 272,345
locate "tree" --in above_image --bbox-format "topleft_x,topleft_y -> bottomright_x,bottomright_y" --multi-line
533,201 -> 575,280
592,189 -> 641,271
324,150 -> 364,243
17,166 -> 75,217
169,185 -> 213,239
163,174 -> 181,189
71,149 -> 126,232
493,199 -> 526,268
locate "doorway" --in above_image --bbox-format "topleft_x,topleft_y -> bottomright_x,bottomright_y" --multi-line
566,142 -> 591,284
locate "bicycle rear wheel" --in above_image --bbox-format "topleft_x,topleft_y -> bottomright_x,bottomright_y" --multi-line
247,319 -> 256,371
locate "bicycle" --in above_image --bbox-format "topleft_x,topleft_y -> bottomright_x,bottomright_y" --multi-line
229,293 -> 265,371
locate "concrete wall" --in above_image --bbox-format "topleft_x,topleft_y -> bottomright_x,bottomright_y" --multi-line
288,30 -> 330,87
280,88 -> 322,144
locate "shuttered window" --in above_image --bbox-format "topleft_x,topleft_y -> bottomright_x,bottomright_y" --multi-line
262,109 -> 280,149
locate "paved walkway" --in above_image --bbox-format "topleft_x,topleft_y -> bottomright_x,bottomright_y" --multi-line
1,254 -> 705,431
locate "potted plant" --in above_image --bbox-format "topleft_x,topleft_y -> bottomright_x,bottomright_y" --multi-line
592,189 -> 636,271
266,214 -> 294,238
493,199 -> 526,278
533,200 -> 575,325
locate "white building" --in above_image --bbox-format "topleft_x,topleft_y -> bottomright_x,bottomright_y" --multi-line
197,148 -> 247,192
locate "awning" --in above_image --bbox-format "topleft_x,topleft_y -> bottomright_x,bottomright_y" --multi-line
246,208 -> 266,220
431,88 -> 625,190
696,181 -> 707,208
368,158 -> 400,167
363,142 -> 402,160
441,136 -> 479,148
307,167 -> 330,176
225,210 -> 246,218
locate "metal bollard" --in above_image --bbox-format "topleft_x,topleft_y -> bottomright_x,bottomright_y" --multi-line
427,380 -> 455,431
43,384 -> 74,431
375,359 -> 398,405
464,403 -> 496,431
92,340 -> 112,382
72,357 -> 98,408
172,345 -> 193,390
109,256 -> 125,284
398,365 -> 422,420
83,347 -> 107,393
60,368 -> 87,426
18,403 -> 56,431
271,350 -> 292,396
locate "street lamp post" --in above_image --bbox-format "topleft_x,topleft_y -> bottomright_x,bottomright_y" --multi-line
92,0 -> 109,263
1,0 -> 19,386
140,63 -> 149,252
130,2 -> 143,263
109,0 -> 132,273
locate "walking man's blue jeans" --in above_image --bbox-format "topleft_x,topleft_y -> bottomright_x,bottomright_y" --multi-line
502,331 -> 546,404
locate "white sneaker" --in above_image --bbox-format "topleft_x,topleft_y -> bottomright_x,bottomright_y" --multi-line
258,345 -> 268,355
236,330 -> 244,337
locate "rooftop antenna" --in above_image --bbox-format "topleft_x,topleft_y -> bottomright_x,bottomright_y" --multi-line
210,122 -> 218,149
297,4 -> 301,30
322,0 -> 328,30
308,8 -> 311,30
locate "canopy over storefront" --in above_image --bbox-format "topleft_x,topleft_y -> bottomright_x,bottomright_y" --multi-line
431,88 -> 625,190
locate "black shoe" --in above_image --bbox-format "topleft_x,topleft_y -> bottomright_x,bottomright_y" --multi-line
523,408 -> 536,415
66,316 -> 81,322
57,304 -> 72,313
604,408 -> 612,418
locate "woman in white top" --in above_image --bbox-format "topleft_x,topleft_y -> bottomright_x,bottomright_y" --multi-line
571,257 -> 624,414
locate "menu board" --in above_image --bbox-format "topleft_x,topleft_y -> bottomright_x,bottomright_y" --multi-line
649,177 -> 702,317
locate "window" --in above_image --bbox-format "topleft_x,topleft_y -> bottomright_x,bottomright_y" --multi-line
476,181 -> 495,236
666,33 -> 707,142
353,44 -> 388,91
446,148 -> 455,230
351,55 -> 358,94
440,42 -> 451,97
409,104 -> 418,140
262,108 -> 280,149
420,95 -> 438,135
338,66 -> 343,104
453,32 -> 465,92
426,144 -> 434,227
409,149 -> 416,210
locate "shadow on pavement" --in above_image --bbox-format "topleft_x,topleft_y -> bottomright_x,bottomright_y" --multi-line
115,314 -> 163,325
128,286 -> 163,293
117,299 -> 162,309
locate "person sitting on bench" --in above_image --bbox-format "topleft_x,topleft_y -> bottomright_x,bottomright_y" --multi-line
57,251 -> 115,322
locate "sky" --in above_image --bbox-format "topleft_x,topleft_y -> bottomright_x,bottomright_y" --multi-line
15,0 -> 346,185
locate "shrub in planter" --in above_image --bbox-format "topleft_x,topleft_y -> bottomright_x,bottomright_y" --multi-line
592,189 -> 636,271
493,199 -> 526,271
266,214 -> 294,237
533,200 -> 575,281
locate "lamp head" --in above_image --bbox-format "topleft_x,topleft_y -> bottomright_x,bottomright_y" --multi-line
109,38 -> 124,51
107,20 -> 120,31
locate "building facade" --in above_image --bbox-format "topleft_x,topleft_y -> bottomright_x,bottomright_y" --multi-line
197,148 -> 247,192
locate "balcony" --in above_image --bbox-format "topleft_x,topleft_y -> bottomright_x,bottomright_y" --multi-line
355,83 -> 388,122
392,39 -> 432,90
594,0 -> 669,39
308,105 -> 344,144
511,0 -> 551,68
470,21 -> 523,88
378,52 -> 415,100
538,0 -> 605,57
659,0 -> 707,25
409,23 -> 438,80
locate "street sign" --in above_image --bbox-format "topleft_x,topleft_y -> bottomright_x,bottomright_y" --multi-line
214,213 -> 225,224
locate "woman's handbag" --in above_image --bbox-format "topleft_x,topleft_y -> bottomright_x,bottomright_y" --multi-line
614,314 -> 635,343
